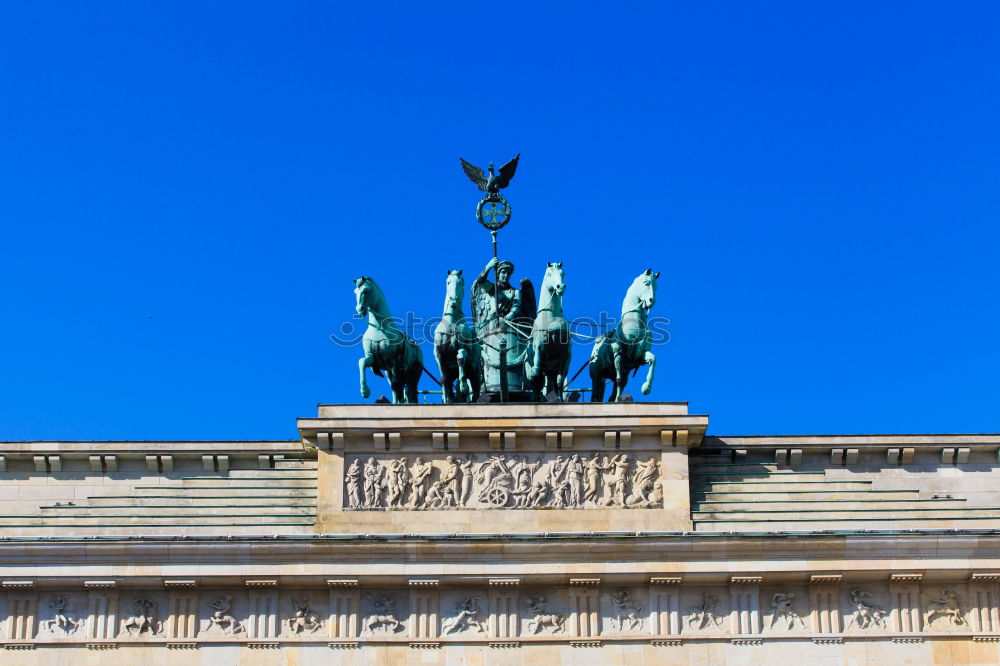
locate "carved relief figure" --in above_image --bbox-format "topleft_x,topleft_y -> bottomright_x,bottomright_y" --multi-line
849,589 -> 887,629
769,592 -> 804,629
607,454 -> 631,506
122,598 -> 161,635
425,481 -> 451,509
610,589 -> 644,631
345,458 -> 362,508
926,589 -> 966,626
441,597 -> 487,635
287,596 -> 322,634
439,455 -> 462,506
478,454 -> 515,507
207,595 -> 242,634
364,594 -> 403,634
363,457 -> 384,508
628,457 -> 660,506
525,594 -> 565,635
409,458 -> 433,508
687,593 -> 723,630
583,453 -> 603,503
565,455 -> 584,507
386,457 -> 409,508
510,455 -> 541,508
459,456 -> 476,506
42,595 -> 82,634
525,480 -> 549,508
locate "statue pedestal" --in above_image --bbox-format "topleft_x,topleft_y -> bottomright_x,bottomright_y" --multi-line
299,401 -> 707,535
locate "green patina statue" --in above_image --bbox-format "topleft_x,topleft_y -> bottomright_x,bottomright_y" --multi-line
589,269 -> 660,402
471,257 -> 536,397
354,276 -> 423,404
346,155 -> 666,405
433,270 -> 483,403
526,262 -> 572,398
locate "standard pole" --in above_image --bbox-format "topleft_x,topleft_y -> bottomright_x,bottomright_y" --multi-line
491,230 -> 508,403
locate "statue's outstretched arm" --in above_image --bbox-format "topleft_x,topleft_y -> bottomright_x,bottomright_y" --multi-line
476,257 -> 499,284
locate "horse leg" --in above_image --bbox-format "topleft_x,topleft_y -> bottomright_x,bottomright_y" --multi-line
611,342 -> 625,401
641,350 -> 656,395
359,354 -> 373,399
590,363 -> 605,402
469,350 -> 482,402
456,348 -> 468,402
434,345 -> 453,404
529,333 -> 543,380
557,344 -> 572,398
384,368 -> 402,404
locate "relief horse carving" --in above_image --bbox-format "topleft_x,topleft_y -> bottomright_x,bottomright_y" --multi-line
526,262 -> 571,399
433,270 -> 482,403
590,269 -> 659,401
355,276 -> 423,403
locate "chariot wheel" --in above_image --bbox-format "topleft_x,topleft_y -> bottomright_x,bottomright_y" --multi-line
487,487 -> 509,507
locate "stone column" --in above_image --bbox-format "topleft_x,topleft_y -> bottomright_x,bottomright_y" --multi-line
245,579 -> 279,641
809,575 -> 843,634
568,578 -> 601,639
969,573 -> 1000,634
729,576 -> 762,636
408,579 -> 439,641
84,580 -> 119,641
648,576 -> 682,636
488,578 -> 520,640
2,580 -> 36,642
888,573 -> 923,634
164,579 -> 199,642
327,579 -> 360,640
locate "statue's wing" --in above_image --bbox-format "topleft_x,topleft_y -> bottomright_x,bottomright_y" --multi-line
495,153 -> 520,189
471,282 -> 492,329
459,158 -> 487,191
519,277 -> 536,323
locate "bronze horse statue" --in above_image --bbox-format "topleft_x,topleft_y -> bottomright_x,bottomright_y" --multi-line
526,262 -> 571,399
355,276 -> 422,404
433,270 -> 482,403
590,269 -> 659,402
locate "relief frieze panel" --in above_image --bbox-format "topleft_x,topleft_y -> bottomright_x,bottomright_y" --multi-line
345,452 -> 663,511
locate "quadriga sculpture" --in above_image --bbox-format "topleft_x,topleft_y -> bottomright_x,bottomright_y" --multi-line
526,262 -> 571,399
433,270 -> 482,403
354,276 -> 423,404
590,269 -> 659,402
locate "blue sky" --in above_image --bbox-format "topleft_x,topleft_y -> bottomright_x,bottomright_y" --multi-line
1,2 -> 998,439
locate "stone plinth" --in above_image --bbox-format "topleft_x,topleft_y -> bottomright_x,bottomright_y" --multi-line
297,402 -> 707,534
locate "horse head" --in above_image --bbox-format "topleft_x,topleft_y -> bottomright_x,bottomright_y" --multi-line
354,276 -> 386,319
444,269 -> 464,315
354,276 -> 372,317
543,262 -> 566,297
625,269 -> 660,313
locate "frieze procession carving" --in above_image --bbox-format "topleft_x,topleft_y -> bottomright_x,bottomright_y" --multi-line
345,453 -> 662,510
849,589 -> 887,629
687,592 -> 723,631
769,592 -> 804,629
40,595 -> 83,635
1,578 -> 997,647
441,598 -> 488,635
206,595 -> 242,634
122,598 -> 161,636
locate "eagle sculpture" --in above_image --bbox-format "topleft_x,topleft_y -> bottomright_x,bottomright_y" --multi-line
459,154 -> 520,196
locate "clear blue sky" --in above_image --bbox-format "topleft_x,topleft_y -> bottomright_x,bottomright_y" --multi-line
1,2 -> 998,440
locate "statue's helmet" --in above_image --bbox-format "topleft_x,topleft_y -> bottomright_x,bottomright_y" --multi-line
497,260 -> 514,274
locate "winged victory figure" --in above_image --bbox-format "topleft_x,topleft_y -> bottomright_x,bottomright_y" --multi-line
460,154 -> 520,196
